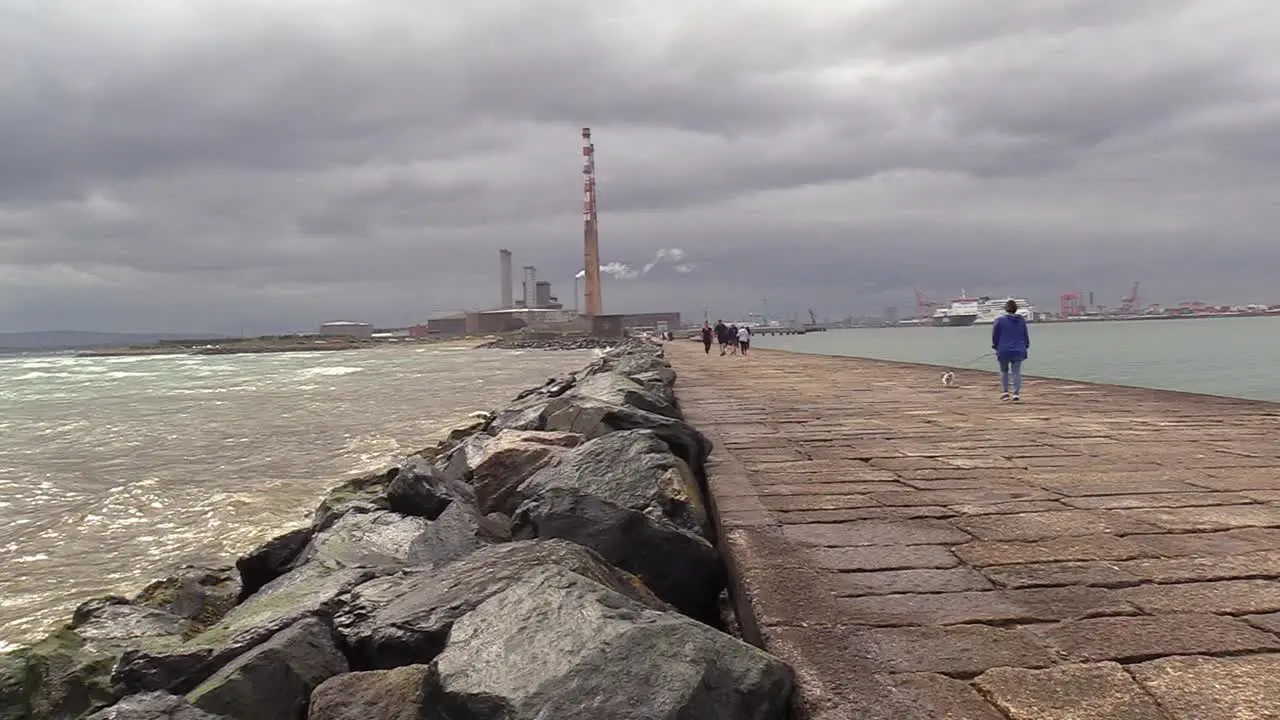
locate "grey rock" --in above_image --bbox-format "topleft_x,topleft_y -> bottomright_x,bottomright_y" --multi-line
311,468 -> 397,531
517,430 -> 709,538
384,463 -> 452,519
308,665 -> 433,720
186,617 -> 347,720
404,502 -> 489,569
292,510 -> 430,570
85,691 -> 230,719
423,566 -> 793,720
542,395 -> 711,472
0,595 -> 195,719
488,394 -> 553,432
464,430 -> 583,515
512,490 -> 724,623
335,539 -> 666,669
235,529 -> 313,600
71,602 -> 189,644
567,371 -> 680,419
114,564 -> 374,696
134,566 -> 240,635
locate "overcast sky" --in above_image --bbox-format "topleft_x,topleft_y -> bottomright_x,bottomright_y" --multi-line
2,0 -> 1278,332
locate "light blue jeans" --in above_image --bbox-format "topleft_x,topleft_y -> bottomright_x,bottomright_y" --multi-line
999,358 -> 1022,394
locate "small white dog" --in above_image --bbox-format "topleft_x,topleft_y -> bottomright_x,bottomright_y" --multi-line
940,371 -> 956,387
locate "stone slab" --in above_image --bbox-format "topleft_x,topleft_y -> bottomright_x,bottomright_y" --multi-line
975,662 -> 1169,720
838,586 -> 1135,627
1129,654 -> 1280,720
953,510 -> 1161,542
1032,614 -> 1280,662
830,568 -> 994,597
781,519 -> 972,547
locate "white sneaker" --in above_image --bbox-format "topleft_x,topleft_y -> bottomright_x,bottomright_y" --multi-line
1012,394 -> 1021,402
1001,392 -> 1011,401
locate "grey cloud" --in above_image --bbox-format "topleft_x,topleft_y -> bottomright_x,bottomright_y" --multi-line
1,0 -> 1278,333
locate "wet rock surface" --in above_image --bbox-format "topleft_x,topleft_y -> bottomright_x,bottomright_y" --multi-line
2,341 -> 795,720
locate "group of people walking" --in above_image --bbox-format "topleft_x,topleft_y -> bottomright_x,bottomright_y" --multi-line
701,320 -> 750,355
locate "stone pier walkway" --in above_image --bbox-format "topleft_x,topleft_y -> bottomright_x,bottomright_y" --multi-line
666,343 -> 1280,720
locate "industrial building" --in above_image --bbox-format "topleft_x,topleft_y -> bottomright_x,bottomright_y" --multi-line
318,321 -> 373,338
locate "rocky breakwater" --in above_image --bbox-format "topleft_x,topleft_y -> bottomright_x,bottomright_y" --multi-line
1,341 -> 794,720
479,335 -> 644,351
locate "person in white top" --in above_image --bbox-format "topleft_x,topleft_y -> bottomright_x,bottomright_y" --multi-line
736,325 -> 751,354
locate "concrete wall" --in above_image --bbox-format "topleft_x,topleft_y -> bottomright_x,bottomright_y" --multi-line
619,312 -> 682,329
427,316 -> 468,336
319,322 -> 373,338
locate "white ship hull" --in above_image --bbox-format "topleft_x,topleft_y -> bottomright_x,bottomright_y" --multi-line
973,297 -> 1035,324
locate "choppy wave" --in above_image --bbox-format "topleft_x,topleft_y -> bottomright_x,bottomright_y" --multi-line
0,346 -> 594,645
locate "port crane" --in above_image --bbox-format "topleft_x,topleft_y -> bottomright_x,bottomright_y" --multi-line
1119,282 -> 1140,313
914,287 -> 940,319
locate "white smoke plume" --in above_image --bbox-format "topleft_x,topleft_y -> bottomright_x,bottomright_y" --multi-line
642,248 -> 695,274
576,263 -> 638,280
600,262 -> 638,279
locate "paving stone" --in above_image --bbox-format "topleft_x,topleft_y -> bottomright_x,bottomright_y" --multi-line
838,586 -> 1136,627
1127,527 -> 1280,557
1031,479 -> 1209,497
897,468 -> 1028,481
1118,579 -> 1280,615
955,534 -> 1158,567
830,568 -> 994,597
775,506 -> 956,524
1242,612 -> 1280,634
1129,654 -> 1280,720
858,625 -> 1057,675
1061,492 -> 1255,510
782,519 -> 972,547
761,494 -> 880,511
1119,550 -> 1280,584
975,662 -> 1169,720
1241,489 -> 1280,502
871,488 -> 1059,507
947,500 -> 1070,516
902,478 -> 1039,491
982,560 -> 1143,589
808,544 -> 959,571
755,482 -> 907,496
870,456 -> 957,471
1117,505 -> 1280,532
1033,614 -> 1280,662
953,510 -> 1161,542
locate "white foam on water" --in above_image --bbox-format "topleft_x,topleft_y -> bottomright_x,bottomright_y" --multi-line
298,366 -> 364,377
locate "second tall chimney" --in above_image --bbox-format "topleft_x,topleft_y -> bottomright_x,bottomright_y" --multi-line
499,249 -> 513,309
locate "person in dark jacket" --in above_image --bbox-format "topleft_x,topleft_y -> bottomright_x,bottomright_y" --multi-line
991,299 -> 1030,401
713,320 -> 728,355
700,322 -> 714,354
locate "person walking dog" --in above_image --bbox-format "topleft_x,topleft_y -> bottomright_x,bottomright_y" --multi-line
991,299 -> 1030,402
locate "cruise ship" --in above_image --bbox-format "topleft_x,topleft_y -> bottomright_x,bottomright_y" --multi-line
973,296 -> 1036,324
930,293 -> 982,327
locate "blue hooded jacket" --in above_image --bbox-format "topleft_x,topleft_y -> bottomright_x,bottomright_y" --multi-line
992,313 -> 1030,361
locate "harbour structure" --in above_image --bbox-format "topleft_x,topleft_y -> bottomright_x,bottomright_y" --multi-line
318,321 -> 373,338
499,249 -> 513,309
581,127 -> 603,316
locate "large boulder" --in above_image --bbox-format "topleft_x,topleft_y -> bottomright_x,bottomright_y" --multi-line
441,430 -> 584,516
565,372 -> 680,419
236,529 -> 313,601
487,394 -> 551,433
290,510 -> 430,571
311,468 -> 397,531
186,617 -> 347,720
335,540 -> 667,670
511,430 -> 723,621
541,395 -> 711,472
422,566 -> 793,720
85,691 -> 230,719
0,591 -> 204,719
113,564 -> 374,697
384,463 -> 452,519
308,665 -> 433,720
404,502 -> 489,569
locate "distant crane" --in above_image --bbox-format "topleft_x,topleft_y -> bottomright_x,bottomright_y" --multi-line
1119,281 -> 1140,313
808,309 -> 818,326
914,287 -> 940,319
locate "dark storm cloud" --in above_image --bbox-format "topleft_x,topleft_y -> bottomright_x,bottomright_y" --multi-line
1,0 -> 1278,333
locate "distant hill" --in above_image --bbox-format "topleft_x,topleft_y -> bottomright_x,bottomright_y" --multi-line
0,331 -> 232,352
